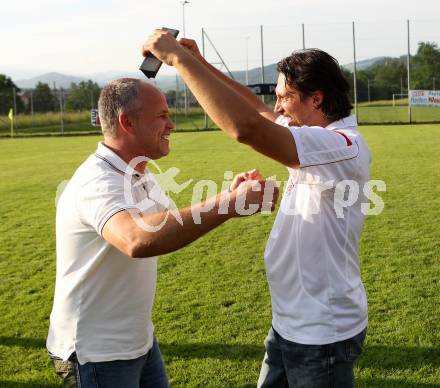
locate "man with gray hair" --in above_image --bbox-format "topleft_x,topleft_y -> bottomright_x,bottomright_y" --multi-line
47,78 -> 278,387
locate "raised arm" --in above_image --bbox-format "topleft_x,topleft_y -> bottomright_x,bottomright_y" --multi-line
143,30 -> 299,168
178,38 -> 279,122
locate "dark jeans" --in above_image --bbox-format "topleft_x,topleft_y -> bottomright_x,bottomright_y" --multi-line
49,337 -> 169,388
257,327 -> 367,388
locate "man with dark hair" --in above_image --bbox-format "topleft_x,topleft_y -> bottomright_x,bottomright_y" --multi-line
143,31 -> 371,387
47,78 -> 278,388
276,49 -> 353,122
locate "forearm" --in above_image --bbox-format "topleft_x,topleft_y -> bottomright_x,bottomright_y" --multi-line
132,191 -> 232,257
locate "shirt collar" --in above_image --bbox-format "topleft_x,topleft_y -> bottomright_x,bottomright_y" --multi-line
325,115 -> 358,130
94,142 -> 141,176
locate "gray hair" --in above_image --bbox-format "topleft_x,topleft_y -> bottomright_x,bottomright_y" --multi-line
98,78 -> 141,138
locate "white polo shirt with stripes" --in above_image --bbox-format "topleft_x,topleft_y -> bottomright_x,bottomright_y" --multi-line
265,115 -> 371,345
47,142 -> 169,364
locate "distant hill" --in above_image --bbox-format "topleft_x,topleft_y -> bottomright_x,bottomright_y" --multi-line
12,55 -> 406,91
13,65 -> 280,92
342,55 -> 407,72
16,72 -> 88,89
16,70 -> 170,90
342,57 -> 386,72
231,63 -> 278,85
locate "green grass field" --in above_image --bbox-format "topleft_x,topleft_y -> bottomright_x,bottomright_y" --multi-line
0,124 -> 439,387
357,105 -> 440,124
2,103 -> 440,137
0,109 -> 211,136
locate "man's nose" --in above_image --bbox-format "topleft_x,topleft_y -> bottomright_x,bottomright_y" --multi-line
168,118 -> 175,130
274,99 -> 283,113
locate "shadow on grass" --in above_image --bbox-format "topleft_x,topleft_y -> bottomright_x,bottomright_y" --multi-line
160,342 -> 440,372
239,380 -> 440,388
359,379 -> 440,387
0,382 -> 60,388
0,336 -> 45,349
358,344 -> 440,372
2,337 -> 439,377
160,343 -> 263,361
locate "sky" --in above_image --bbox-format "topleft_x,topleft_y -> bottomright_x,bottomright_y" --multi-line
1,0 -> 440,80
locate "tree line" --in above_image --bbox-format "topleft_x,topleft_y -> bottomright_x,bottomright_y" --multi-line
344,42 -> 439,103
1,41 -> 439,116
0,79 -> 101,115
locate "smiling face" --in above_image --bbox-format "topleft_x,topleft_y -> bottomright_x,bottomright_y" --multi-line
274,73 -> 317,127
129,83 -> 174,160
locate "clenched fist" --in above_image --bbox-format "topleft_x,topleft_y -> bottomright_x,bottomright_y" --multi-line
142,29 -> 188,66
230,178 -> 279,217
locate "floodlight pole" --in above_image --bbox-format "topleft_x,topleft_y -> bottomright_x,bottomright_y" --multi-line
367,79 -> 371,104
302,23 -> 306,49
11,87 -> 17,137
30,89 -> 35,129
202,28 -> 208,129
181,0 -> 189,117
260,25 -> 265,102
407,19 -> 412,123
352,21 -> 358,119
260,25 -> 265,84
53,82 -> 57,111
59,87 -> 64,135
12,87 -> 17,118
30,90 -> 34,116
245,36 -> 250,85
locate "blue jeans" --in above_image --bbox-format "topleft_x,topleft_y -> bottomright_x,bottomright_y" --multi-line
257,327 -> 367,388
49,337 -> 169,388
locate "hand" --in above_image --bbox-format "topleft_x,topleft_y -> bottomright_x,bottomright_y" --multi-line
141,29 -> 187,66
229,169 -> 263,191
179,38 -> 203,61
230,179 -> 279,217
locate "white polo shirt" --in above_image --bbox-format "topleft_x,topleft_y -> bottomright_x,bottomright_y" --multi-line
265,115 -> 371,345
47,143 -> 168,364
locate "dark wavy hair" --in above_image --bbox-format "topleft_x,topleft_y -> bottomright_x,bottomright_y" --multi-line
277,49 -> 352,121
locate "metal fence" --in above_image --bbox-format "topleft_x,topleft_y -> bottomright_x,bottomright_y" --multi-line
1,19 -> 440,137
201,19 -> 440,125
1,89 -> 83,137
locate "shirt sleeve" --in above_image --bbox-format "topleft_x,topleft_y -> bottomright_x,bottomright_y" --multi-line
76,172 -> 140,236
276,118 -> 359,167
276,116 -> 361,182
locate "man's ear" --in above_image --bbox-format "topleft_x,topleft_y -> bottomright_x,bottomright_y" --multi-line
312,90 -> 324,109
119,112 -> 136,135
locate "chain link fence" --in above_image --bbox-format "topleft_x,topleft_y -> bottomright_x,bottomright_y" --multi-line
1,19 -> 440,137
0,87 -> 99,137
202,19 -> 440,125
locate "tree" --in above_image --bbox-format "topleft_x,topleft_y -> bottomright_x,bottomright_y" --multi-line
341,67 -> 355,103
0,74 -> 25,115
340,41 -> 440,104
33,82 -> 56,112
65,80 -> 101,112
411,42 -> 440,90
370,59 -> 407,100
